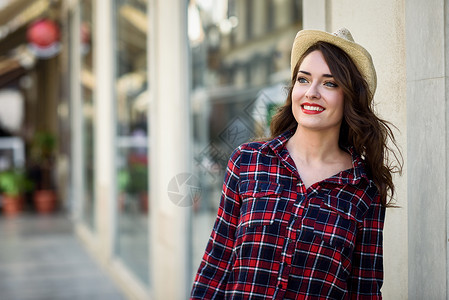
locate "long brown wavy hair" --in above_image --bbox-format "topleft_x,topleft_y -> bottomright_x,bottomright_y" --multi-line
270,42 -> 402,207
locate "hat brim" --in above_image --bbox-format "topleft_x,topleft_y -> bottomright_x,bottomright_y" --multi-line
290,30 -> 377,96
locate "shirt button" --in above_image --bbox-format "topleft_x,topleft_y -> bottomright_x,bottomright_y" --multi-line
278,283 -> 283,289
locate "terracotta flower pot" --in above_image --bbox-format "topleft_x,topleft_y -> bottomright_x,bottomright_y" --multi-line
2,195 -> 24,216
139,192 -> 149,214
33,190 -> 57,214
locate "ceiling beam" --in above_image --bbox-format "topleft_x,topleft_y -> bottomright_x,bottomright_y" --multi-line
0,0 -> 33,26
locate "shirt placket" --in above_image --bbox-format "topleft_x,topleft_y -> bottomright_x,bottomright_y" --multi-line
273,181 -> 307,298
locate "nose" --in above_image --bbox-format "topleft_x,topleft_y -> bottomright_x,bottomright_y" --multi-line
305,83 -> 320,99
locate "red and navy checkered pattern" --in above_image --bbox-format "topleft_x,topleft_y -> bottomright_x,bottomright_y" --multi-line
191,130 -> 385,299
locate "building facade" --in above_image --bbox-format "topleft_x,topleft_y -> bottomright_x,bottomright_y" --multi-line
0,0 -> 447,299
63,0 -> 449,299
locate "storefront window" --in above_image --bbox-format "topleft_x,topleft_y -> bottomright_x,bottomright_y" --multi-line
189,0 -> 303,276
80,0 -> 95,229
113,0 -> 149,285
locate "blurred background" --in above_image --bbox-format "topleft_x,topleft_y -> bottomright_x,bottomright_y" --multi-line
0,0 -> 446,299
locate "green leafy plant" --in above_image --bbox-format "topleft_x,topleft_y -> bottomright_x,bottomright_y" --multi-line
31,131 -> 57,161
118,169 -> 131,193
126,164 -> 148,195
30,131 -> 57,189
0,169 -> 33,197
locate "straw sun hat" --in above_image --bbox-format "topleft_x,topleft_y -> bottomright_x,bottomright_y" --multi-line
290,28 -> 377,96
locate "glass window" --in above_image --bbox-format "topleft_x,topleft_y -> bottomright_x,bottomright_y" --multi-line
113,0 -> 150,285
80,0 -> 95,229
189,0 -> 303,278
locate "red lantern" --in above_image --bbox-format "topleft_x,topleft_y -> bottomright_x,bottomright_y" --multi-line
27,19 -> 61,58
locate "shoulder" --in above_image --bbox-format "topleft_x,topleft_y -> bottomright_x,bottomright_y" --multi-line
231,139 -> 276,160
354,180 -> 383,220
225,140 -> 276,174
229,131 -> 292,165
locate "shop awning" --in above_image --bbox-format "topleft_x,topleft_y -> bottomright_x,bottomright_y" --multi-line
0,56 -> 25,87
0,0 -> 51,32
0,41 -> 35,85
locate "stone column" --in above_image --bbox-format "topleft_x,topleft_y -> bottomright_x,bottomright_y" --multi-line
149,0 -> 192,299
406,0 -> 448,298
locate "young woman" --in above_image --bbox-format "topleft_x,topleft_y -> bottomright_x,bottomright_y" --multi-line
191,28 -> 401,299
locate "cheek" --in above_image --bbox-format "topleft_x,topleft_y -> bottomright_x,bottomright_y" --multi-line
329,92 -> 345,113
291,85 -> 304,103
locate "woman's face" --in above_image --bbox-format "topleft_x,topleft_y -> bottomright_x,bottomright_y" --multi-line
291,50 -> 345,135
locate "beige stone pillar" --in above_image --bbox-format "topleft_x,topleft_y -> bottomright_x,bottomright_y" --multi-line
406,0 -> 448,298
149,0 -> 191,299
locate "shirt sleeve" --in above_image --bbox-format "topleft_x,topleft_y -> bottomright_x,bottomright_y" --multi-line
190,147 -> 242,299
348,193 -> 386,299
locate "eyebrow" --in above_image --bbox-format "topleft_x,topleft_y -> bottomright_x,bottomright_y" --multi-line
298,70 -> 334,78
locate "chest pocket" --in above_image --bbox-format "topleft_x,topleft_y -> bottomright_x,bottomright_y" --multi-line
311,193 -> 361,249
238,180 -> 283,228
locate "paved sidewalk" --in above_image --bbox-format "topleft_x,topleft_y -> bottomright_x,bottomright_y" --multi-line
0,213 -> 126,300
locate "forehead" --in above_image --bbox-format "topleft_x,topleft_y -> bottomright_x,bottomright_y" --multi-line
299,50 -> 331,73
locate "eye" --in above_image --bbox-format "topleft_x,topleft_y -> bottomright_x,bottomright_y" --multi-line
324,81 -> 338,88
297,77 -> 308,84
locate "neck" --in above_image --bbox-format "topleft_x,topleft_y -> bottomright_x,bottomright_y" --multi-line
287,126 -> 342,164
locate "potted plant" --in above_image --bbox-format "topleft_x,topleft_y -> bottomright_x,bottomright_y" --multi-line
0,169 -> 33,216
30,131 -> 57,214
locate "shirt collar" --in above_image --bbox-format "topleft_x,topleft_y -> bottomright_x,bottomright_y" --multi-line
260,129 -> 370,186
260,129 -> 295,154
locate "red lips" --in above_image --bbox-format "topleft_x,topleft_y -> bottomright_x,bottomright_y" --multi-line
300,103 -> 325,114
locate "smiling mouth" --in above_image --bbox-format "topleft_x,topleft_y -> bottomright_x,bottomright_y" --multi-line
302,105 -> 324,112
300,103 -> 325,115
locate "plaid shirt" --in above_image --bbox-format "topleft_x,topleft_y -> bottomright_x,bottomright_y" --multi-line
191,130 -> 385,299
